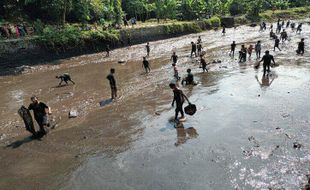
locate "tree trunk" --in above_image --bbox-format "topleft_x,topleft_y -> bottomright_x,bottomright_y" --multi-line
62,0 -> 67,25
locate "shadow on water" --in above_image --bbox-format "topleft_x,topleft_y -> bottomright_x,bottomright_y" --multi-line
175,123 -> 199,147
6,135 -> 42,149
165,118 -> 199,146
255,71 -> 278,89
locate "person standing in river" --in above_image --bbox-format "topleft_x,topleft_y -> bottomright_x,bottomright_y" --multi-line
230,41 -> 236,57
296,38 -> 305,56
171,51 -> 178,64
105,45 -> 110,57
197,36 -> 202,44
296,23 -> 302,34
146,42 -> 150,57
172,63 -> 180,80
248,45 -> 254,58
239,44 -> 247,62
258,51 -> 276,76
200,55 -> 208,73
169,83 -> 190,122
191,42 -> 197,57
255,41 -> 262,59
28,96 -> 51,137
286,20 -> 290,28
107,68 -> 117,100
222,24 -> 226,35
274,36 -> 281,51
280,29 -> 288,42
142,57 -> 151,73
197,43 -> 202,56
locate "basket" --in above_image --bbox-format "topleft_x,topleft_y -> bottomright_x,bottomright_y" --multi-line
184,104 -> 197,116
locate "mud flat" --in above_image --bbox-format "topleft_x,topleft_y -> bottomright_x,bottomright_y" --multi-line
0,20 -> 310,190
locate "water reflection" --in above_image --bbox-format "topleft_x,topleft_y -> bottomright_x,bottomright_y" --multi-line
175,123 -> 198,146
255,72 -> 278,89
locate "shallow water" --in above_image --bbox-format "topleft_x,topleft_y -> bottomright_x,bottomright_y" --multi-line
62,22 -> 310,189
0,20 -> 310,190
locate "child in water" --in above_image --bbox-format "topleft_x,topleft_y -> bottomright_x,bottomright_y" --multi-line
172,63 -> 180,80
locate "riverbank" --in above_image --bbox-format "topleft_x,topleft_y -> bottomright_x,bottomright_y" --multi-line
1,6 -> 309,76
0,17 -> 221,76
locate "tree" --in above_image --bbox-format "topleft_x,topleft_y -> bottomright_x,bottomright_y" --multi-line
228,0 -> 245,16
24,0 -> 72,24
154,0 -> 179,21
246,0 -> 263,17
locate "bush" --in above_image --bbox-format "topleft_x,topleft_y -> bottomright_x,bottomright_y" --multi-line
260,6 -> 310,20
163,22 -> 202,35
197,19 -> 212,30
209,16 -> 221,27
36,25 -> 120,52
33,19 -> 44,35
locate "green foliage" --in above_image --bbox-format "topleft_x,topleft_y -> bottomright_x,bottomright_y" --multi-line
209,16 -> 221,27
260,6 -> 310,20
178,0 -> 207,20
163,16 -> 220,35
36,25 -> 120,52
228,0 -> 245,16
33,19 -> 45,34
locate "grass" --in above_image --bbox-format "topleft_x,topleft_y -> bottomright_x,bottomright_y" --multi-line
162,16 -> 221,35
260,6 -> 310,20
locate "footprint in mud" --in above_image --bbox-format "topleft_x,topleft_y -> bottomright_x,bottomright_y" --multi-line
293,142 -> 302,149
248,136 -> 260,147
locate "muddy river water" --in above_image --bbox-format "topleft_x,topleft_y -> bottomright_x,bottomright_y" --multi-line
0,21 -> 310,190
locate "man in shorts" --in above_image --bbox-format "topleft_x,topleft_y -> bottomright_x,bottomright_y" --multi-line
28,96 -> 51,136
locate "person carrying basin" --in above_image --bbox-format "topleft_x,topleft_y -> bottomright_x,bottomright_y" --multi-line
169,83 -> 191,123
258,50 -> 276,76
28,96 -> 51,137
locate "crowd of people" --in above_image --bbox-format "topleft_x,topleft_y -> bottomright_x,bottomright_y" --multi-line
0,23 -> 35,39
24,18 -> 306,137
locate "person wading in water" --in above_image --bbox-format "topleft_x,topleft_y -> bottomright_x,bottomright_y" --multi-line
169,83 -> 190,122
258,51 -> 276,76
107,68 -> 117,100
28,96 -> 51,137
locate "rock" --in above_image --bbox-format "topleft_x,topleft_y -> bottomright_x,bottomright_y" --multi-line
155,112 -> 160,116
0,134 -> 6,140
293,142 -> 302,149
249,23 -> 257,27
69,110 -> 78,118
281,113 -> 290,118
276,127 -> 281,130
258,94 -> 260,97
118,60 -> 127,64
15,65 -> 33,74
217,60 -> 222,63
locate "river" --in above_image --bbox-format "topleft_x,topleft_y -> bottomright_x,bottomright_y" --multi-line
0,21 -> 309,190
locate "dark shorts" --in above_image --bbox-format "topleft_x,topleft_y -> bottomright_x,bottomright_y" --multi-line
176,103 -> 183,111
35,115 -> 49,126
